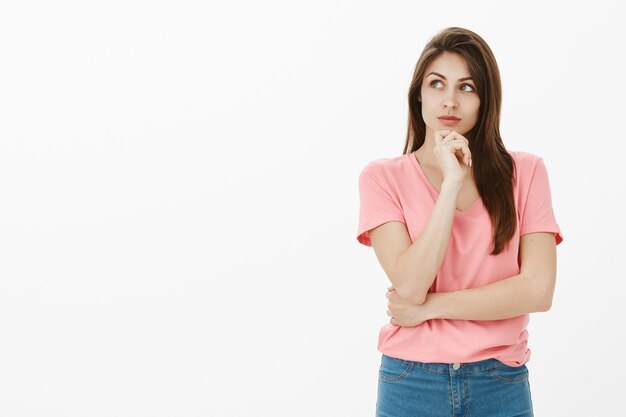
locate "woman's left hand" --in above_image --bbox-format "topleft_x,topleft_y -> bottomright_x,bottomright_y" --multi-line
386,286 -> 433,327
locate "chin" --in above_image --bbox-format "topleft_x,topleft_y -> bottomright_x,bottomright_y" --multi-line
429,122 -> 468,136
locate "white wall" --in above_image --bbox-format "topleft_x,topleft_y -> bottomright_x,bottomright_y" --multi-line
0,0 -> 622,415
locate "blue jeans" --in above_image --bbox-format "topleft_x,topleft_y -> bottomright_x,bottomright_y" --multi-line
376,353 -> 534,417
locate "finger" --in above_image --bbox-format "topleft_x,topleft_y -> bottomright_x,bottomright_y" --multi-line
440,134 -> 467,161
434,130 -> 451,145
457,144 -> 471,166
449,143 -> 470,165
441,130 -> 467,141
442,131 -> 469,145
441,131 -> 463,143
445,140 -> 472,165
461,148 -> 471,166
442,131 -> 458,142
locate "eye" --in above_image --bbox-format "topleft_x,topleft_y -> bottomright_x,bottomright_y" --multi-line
429,79 -> 476,93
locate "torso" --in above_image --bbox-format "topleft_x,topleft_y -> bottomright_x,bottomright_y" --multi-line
413,151 -> 481,212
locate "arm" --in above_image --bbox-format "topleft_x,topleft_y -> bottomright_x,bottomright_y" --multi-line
370,181 -> 462,305
425,232 -> 557,320
387,232 -> 558,325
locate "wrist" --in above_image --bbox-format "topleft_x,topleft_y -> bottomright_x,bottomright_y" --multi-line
441,180 -> 463,194
425,292 -> 446,320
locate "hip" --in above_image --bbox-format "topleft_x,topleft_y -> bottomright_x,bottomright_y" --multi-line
376,353 -> 534,417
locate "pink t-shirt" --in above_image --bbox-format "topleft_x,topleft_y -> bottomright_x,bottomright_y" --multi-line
356,150 -> 563,366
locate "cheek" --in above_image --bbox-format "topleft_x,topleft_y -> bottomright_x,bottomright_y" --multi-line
466,99 -> 480,117
421,95 -> 438,112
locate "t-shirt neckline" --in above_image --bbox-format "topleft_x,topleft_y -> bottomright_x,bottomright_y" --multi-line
408,151 -> 482,214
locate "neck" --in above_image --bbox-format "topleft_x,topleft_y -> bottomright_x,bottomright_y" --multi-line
414,144 -> 437,168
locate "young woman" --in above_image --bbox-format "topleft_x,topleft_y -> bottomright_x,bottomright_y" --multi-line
356,27 -> 563,417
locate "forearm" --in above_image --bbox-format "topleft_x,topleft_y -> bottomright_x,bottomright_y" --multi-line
427,272 -> 548,321
395,181 -> 461,304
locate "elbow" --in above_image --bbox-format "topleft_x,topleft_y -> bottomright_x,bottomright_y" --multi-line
537,297 -> 552,312
390,259 -> 433,305
534,289 -> 553,312
395,285 -> 427,305
537,282 -> 556,312
523,270 -> 555,312
405,292 -> 427,305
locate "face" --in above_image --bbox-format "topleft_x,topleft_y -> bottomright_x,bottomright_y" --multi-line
419,51 -> 480,140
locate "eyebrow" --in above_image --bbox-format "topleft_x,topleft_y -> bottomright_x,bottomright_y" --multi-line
426,71 -> 474,82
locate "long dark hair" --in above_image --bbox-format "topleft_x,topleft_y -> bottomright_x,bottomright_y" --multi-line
403,27 -> 516,255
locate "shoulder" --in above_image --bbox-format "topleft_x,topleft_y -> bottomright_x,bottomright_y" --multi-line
508,150 -> 555,197
359,153 -> 411,180
508,149 -> 545,175
508,149 -> 542,164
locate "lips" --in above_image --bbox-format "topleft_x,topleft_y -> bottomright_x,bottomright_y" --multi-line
438,116 -> 461,125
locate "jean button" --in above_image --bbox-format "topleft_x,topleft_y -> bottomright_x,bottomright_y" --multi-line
452,363 -> 461,370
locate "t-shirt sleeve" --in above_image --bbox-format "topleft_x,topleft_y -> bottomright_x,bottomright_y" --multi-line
356,163 -> 406,247
520,157 -> 564,245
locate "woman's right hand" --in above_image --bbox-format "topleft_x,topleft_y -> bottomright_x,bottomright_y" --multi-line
432,129 -> 472,184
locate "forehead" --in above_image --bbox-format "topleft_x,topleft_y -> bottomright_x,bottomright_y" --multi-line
424,52 -> 471,79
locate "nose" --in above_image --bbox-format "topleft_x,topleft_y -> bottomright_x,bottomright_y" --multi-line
443,91 -> 459,109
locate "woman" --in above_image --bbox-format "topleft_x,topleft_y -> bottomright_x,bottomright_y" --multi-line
356,27 -> 563,417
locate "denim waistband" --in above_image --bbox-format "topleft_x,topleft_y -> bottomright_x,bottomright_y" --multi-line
384,354 -> 518,375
